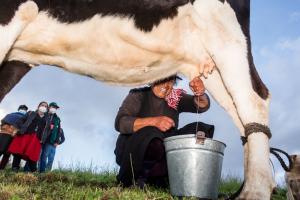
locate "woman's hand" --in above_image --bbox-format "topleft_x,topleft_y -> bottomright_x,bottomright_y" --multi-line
151,116 -> 175,132
189,76 -> 205,96
133,116 -> 175,133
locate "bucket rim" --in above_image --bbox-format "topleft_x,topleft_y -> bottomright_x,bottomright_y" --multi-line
164,134 -> 226,147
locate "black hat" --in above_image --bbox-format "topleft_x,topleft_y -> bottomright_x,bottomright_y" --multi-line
173,75 -> 183,81
152,75 -> 182,85
49,102 -> 60,108
18,105 -> 28,111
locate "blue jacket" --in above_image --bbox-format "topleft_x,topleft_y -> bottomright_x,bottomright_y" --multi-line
1,112 -> 26,129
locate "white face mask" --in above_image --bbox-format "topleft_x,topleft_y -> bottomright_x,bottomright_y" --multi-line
49,107 -> 57,114
38,106 -> 47,113
18,109 -> 27,115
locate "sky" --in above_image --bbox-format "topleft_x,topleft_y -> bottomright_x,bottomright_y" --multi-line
0,0 -> 299,185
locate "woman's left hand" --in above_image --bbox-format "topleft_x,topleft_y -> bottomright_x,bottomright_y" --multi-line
189,76 -> 205,96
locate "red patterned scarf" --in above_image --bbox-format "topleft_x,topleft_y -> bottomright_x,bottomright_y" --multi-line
165,89 -> 186,110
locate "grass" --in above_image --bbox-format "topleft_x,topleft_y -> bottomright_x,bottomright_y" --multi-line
0,169 -> 287,200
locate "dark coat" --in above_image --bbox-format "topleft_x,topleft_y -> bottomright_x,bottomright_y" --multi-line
40,113 -> 61,144
19,111 -> 47,140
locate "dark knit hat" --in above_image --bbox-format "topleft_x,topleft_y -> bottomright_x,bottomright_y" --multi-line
18,104 -> 28,111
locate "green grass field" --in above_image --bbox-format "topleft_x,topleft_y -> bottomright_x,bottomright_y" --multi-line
0,169 -> 287,200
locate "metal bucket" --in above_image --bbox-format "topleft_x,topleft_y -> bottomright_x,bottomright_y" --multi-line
164,134 -> 226,199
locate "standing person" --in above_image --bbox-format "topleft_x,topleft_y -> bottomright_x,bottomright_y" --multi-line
44,128 -> 65,172
0,105 -> 28,169
0,113 -> 25,169
114,75 -> 214,188
39,102 -> 62,173
16,105 -> 29,116
8,101 -> 48,172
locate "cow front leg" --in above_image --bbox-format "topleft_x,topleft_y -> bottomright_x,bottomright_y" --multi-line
0,1 -> 38,65
0,61 -> 31,103
215,45 -> 275,199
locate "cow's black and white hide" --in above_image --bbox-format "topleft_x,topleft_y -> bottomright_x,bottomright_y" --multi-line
0,0 -> 274,199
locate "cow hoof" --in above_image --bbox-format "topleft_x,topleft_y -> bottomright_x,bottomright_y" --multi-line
237,188 -> 272,200
17,1 -> 39,22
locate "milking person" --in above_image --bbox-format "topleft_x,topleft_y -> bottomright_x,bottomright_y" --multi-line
114,75 -> 214,188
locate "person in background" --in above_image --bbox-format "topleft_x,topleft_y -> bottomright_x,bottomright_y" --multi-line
114,75 -> 214,188
0,113 -> 25,169
17,105 -> 28,116
8,101 -> 48,172
44,128 -> 65,171
0,105 -> 28,169
39,102 -> 62,172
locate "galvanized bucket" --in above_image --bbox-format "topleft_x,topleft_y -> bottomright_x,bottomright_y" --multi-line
164,133 -> 226,199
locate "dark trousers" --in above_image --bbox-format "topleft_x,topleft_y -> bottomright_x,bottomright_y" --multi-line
12,154 -> 37,172
140,138 -> 168,187
115,122 -> 214,187
0,153 -> 10,169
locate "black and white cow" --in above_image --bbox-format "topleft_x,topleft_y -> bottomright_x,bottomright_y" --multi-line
0,0 -> 274,199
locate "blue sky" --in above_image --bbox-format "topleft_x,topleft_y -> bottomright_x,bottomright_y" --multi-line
0,0 -> 299,185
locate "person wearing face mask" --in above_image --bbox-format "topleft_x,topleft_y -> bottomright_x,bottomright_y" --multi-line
17,105 -> 29,116
39,102 -> 62,173
0,105 -> 28,169
8,101 -> 48,172
0,112 -> 25,169
114,75 -> 214,188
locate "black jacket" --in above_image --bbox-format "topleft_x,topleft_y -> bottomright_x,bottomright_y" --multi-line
19,111 -> 46,140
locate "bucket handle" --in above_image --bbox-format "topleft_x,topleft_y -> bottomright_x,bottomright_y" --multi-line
196,131 -> 206,145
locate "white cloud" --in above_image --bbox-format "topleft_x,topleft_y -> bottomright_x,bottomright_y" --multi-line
277,37 -> 300,52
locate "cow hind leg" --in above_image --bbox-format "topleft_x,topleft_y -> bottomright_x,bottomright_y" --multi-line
202,69 -> 251,179
0,61 -> 31,103
0,1 -> 38,65
214,44 -> 275,199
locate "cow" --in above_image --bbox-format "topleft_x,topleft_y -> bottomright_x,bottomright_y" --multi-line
0,0 -> 275,199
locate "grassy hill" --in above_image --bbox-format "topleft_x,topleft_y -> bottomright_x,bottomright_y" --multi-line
0,169 -> 287,200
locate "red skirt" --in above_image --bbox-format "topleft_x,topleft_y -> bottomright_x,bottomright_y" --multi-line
8,133 -> 41,162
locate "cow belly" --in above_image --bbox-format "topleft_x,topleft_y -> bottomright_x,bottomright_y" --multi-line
9,49 -> 181,85
8,12 -> 183,85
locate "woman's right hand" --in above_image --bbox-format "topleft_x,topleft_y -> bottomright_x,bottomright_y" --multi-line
151,116 -> 175,132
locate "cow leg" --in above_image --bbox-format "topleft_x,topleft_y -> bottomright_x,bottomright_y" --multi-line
201,69 -> 249,173
181,63 -> 251,187
0,61 -> 31,103
213,46 -> 275,199
0,1 -> 38,65
189,0 -> 274,198
202,69 -> 244,134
